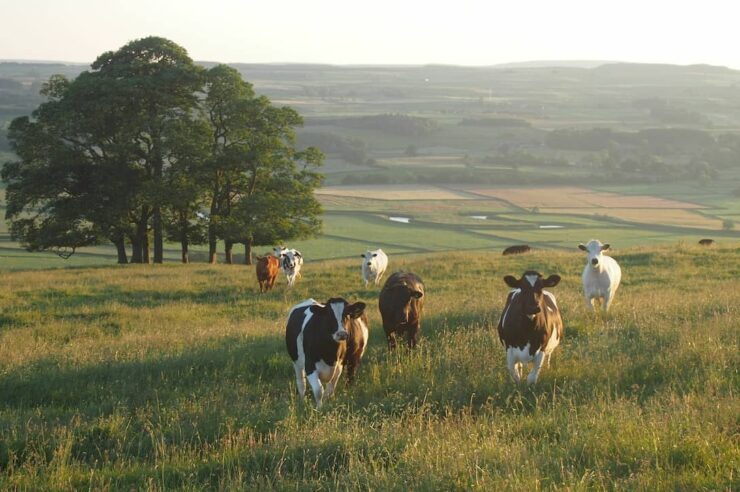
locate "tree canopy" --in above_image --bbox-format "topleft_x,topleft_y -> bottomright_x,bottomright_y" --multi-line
2,37 -> 324,264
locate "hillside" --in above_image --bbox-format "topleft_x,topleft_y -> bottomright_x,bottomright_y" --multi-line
0,245 -> 737,489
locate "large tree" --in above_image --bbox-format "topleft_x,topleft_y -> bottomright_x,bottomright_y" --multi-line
202,64 -> 323,264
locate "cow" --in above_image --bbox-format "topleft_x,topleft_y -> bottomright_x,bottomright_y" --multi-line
698,238 -> 715,246
274,246 -> 304,287
378,272 -> 425,349
255,255 -> 280,292
497,271 -> 563,385
503,244 -> 531,256
361,248 -> 389,287
285,298 -> 368,408
578,239 -> 622,312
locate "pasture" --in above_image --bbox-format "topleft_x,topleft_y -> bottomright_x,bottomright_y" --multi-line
0,244 -> 737,489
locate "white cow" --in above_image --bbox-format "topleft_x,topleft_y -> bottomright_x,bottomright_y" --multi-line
274,246 -> 304,287
579,239 -> 622,312
360,249 -> 388,286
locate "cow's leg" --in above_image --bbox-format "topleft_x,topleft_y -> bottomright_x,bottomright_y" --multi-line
527,352 -> 546,385
325,364 -> 344,398
603,290 -> 614,312
506,349 -> 521,383
585,294 -> 595,311
385,328 -> 397,350
293,361 -> 306,398
545,351 -> 552,368
306,371 -> 324,408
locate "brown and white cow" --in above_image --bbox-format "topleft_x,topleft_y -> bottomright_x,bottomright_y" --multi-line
378,272 -> 425,349
285,298 -> 368,408
497,271 -> 563,385
255,255 -> 280,292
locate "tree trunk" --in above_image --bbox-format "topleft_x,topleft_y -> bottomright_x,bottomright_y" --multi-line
225,240 -> 234,265
113,237 -> 128,264
130,235 -> 142,263
181,237 -> 189,264
153,206 -> 163,263
244,241 -> 253,265
142,228 -> 150,264
208,224 -> 218,264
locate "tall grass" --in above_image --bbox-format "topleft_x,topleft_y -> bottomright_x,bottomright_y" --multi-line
0,244 -> 738,489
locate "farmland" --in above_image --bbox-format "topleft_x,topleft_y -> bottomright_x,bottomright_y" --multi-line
0,245 -> 738,489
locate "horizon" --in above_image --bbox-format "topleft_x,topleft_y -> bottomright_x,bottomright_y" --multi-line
2,1 -> 739,69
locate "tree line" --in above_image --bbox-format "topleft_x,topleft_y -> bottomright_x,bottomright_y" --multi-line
1,37 -> 324,265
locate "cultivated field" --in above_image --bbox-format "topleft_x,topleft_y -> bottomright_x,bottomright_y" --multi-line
0,245 -> 737,489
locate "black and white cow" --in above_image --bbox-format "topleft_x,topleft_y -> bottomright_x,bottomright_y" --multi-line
274,246 -> 303,287
285,298 -> 368,408
497,271 -> 564,385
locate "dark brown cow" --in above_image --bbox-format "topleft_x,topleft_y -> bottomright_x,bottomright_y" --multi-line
379,272 -> 425,349
497,270 -> 563,385
698,238 -> 715,246
255,255 -> 280,292
503,244 -> 531,256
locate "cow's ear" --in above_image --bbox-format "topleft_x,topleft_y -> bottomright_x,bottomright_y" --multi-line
543,274 -> 561,287
578,244 -> 587,251
372,253 -> 377,257
504,275 -> 519,288
294,251 -> 302,258
601,243 -> 610,251
360,254 -> 366,258
346,302 -> 366,318
411,289 -> 423,299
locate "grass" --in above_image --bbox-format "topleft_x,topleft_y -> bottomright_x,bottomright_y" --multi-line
0,244 -> 738,489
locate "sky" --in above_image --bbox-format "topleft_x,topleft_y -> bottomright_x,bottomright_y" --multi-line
1,0 -> 738,68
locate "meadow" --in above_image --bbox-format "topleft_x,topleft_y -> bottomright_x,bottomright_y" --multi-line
0,244 -> 738,489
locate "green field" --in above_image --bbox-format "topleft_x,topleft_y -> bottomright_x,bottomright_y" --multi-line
1,245 -> 738,489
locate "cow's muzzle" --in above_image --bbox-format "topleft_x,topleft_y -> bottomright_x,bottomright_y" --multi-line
334,330 -> 349,342
591,258 -> 599,266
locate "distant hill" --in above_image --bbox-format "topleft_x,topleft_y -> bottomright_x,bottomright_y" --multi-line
492,60 -> 618,69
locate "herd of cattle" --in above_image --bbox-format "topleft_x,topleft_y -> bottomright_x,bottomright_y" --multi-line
259,238 -> 713,407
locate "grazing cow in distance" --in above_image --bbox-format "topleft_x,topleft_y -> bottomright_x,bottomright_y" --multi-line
361,248 -> 389,286
698,238 -> 715,246
497,271 -> 563,385
285,298 -> 368,408
579,239 -> 622,312
274,246 -> 303,287
379,272 -> 425,349
255,255 -> 280,292
503,244 -> 531,256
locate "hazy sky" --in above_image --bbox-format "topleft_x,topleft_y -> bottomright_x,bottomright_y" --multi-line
2,0 -> 737,67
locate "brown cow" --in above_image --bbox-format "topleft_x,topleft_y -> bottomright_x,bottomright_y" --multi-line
503,244 -> 531,256
255,255 -> 280,292
379,272 -> 425,349
497,270 -> 563,385
698,238 -> 715,246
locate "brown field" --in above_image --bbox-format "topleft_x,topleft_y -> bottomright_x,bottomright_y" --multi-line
315,185 -> 472,200
460,186 -> 705,209
547,208 -> 722,229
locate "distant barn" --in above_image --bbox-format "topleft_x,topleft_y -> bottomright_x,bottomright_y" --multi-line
502,244 -> 531,256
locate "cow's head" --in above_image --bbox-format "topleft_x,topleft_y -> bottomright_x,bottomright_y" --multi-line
578,239 -> 610,269
310,298 -> 367,342
385,281 -> 423,325
503,271 -> 561,321
361,250 -> 379,268
273,246 -> 288,258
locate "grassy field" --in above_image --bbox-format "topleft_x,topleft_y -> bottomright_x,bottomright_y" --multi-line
0,244 -> 738,489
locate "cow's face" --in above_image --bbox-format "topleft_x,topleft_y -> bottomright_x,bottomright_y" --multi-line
361,251 -> 378,268
579,239 -> 610,269
273,246 -> 288,258
311,298 -> 366,342
387,283 -> 423,324
504,271 -> 561,321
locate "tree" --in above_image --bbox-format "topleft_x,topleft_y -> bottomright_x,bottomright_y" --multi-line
90,36 -> 204,263
201,65 -> 323,264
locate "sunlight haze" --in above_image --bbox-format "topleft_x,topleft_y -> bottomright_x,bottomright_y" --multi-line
1,0 -> 737,67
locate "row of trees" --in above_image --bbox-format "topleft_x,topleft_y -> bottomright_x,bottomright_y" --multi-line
2,37 -> 323,264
